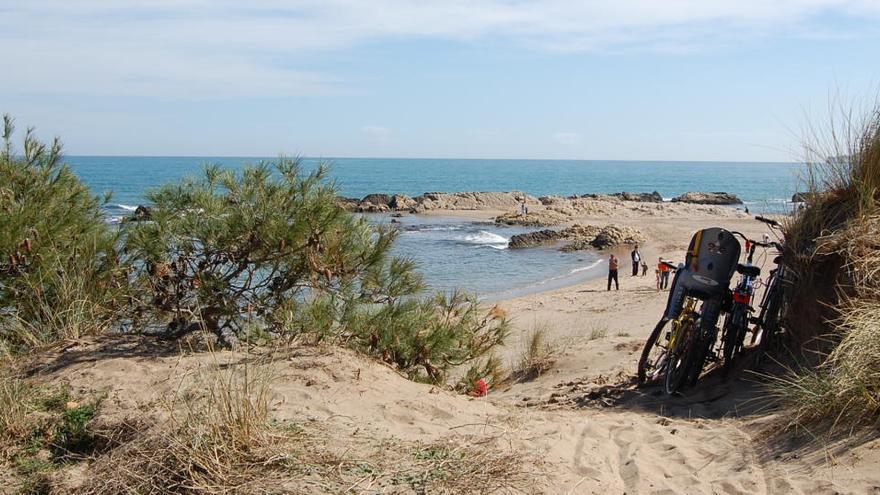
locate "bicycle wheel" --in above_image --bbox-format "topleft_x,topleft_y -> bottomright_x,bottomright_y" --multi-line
756,282 -> 783,358
638,318 -> 668,385
664,318 -> 696,395
721,306 -> 746,377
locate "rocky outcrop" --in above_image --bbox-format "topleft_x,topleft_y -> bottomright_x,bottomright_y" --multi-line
508,229 -> 562,249
340,191 -> 541,213
587,225 -> 646,250
612,191 -> 664,202
508,223 -> 645,251
671,192 -> 742,205
578,191 -> 663,203
494,209 -> 571,227
389,194 -> 416,210
412,191 -> 539,212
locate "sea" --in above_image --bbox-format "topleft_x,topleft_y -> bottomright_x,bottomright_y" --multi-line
67,156 -> 803,300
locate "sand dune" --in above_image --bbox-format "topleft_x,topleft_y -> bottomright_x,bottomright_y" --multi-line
22,205 -> 880,494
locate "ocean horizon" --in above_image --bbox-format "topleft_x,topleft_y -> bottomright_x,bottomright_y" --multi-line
68,155 -> 803,299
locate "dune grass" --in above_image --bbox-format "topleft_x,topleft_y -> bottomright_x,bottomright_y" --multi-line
512,324 -> 557,382
768,98 -> 880,432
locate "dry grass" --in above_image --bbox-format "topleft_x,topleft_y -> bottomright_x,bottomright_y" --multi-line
512,325 -> 557,382
768,96 -> 880,432
76,351 -> 296,494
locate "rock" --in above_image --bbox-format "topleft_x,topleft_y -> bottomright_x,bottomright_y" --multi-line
414,191 -> 540,211
671,192 -> 742,205
360,193 -> 392,207
494,209 -> 570,227
389,194 -> 416,210
336,197 -> 361,211
555,224 -> 646,251
611,191 -> 663,202
508,229 -> 562,249
589,225 -> 647,249
130,204 -> 152,221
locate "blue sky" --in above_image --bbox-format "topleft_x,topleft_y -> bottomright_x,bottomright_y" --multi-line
1,1 -> 878,161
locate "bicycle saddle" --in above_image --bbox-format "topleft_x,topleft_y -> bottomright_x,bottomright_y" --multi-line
735,263 -> 761,277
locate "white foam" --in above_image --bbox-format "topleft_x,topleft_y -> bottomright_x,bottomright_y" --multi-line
570,259 -> 603,273
113,203 -> 138,211
460,230 -> 509,245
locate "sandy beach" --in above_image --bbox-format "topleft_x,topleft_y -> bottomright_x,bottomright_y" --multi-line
23,199 -> 878,494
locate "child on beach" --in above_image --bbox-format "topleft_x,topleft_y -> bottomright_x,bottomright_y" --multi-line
641,261 -> 648,276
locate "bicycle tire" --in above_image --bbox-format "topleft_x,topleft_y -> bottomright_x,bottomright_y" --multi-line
756,281 -> 783,358
721,305 -> 746,377
664,317 -> 697,395
638,318 -> 668,385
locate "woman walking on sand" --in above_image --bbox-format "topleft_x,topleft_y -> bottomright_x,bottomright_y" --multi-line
607,254 -> 619,291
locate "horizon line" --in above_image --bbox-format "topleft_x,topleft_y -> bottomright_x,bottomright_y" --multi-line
65,154 -> 799,165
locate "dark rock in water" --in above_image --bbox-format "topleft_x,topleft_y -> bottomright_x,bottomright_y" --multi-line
128,205 -> 152,221
791,192 -> 812,203
391,212 -> 403,218
508,229 -> 562,249
390,218 -> 401,224
671,192 -> 743,205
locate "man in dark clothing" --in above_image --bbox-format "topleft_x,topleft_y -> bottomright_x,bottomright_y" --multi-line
607,254 -> 619,291
631,245 -> 641,277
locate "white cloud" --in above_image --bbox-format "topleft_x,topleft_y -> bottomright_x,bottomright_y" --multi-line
361,126 -> 392,144
1,1 -> 878,98
553,132 -> 581,145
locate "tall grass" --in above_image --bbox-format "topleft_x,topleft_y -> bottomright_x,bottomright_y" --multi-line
769,97 -> 880,431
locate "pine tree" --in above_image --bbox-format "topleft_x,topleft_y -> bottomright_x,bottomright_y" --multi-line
0,115 -> 124,352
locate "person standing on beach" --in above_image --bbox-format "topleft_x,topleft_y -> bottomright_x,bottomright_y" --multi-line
641,261 -> 648,276
607,254 -> 619,291
631,245 -> 641,277
658,257 -> 671,290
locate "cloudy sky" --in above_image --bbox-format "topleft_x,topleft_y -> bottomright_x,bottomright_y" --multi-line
1,1 -> 878,160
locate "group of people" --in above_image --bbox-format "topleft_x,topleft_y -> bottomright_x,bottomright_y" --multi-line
606,244 -> 674,291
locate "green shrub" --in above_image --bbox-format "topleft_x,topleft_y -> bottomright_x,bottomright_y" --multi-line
123,158 -> 407,346
124,160 -> 507,382
0,115 -> 124,352
346,290 -> 509,383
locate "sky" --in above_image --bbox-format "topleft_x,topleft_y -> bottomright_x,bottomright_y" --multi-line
1,1 -> 879,161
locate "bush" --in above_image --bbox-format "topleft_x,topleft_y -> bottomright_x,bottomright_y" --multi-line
123,158 -> 409,346
346,290 -> 510,383
0,115 -> 124,352
125,160 -> 508,382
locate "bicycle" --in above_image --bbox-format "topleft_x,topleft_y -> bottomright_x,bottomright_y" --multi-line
719,230 -> 774,375
638,227 -> 740,394
750,216 -> 787,358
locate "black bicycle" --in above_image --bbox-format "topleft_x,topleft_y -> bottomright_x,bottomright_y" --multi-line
719,230 -> 774,375
750,216 -> 787,358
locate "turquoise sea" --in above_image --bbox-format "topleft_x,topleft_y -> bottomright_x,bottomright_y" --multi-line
67,156 -> 803,299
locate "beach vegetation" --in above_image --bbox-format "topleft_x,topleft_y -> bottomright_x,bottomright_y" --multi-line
0,115 -> 125,354
767,98 -> 880,431
512,324 -> 557,382
124,159 -> 508,382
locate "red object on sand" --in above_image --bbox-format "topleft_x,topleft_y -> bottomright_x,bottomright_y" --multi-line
472,378 -> 488,397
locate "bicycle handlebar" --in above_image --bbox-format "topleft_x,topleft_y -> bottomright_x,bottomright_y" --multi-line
755,215 -> 781,228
